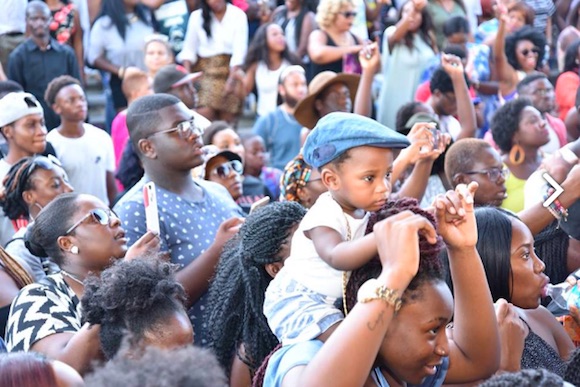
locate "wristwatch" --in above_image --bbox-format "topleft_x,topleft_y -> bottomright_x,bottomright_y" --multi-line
357,279 -> 402,312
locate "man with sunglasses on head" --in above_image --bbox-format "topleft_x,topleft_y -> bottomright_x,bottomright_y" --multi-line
114,93 -> 244,347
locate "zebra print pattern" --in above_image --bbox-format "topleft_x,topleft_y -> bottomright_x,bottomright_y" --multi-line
5,273 -> 82,352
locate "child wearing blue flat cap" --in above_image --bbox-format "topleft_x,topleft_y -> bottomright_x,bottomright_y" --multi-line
264,112 -> 411,345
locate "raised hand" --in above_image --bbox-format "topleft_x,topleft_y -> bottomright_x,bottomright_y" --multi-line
359,41 -> 380,74
433,182 -> 478,249
124,230 -> 161,260
495,299 -> 527,372
441,53 -> 465,78
374,211 -> 438,290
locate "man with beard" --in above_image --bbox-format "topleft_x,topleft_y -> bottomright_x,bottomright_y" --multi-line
7,1 -> 80,131
252,65 -> 309,170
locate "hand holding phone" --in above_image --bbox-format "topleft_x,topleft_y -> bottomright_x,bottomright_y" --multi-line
143,182 -> 160,235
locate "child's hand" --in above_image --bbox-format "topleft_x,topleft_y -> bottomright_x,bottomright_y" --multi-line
399,122 -> 436,164
433,182 -> 478,250
374,211 -> 438,289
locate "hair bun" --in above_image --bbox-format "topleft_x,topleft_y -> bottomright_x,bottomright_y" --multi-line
24,227 -> 49,258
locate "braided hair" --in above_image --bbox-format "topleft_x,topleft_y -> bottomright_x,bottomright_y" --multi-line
479,368 -> 564,386
534,221 -> 570,285
0,157 -> 56,221
206,202 -> 306,378
564,347 -> 580,385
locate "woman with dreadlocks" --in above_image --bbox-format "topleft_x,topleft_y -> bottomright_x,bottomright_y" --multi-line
253,184 -> 500,387
206,201 -> 306,387
0,156 -> 73,281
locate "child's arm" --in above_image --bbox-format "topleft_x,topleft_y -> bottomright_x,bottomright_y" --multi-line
306,226 -> 378,271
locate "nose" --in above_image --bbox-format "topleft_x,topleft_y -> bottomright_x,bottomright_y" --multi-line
532,253 -> 546,273
63,181 -> 74,193
109,212 -> 121,227
434,332 -> 450,357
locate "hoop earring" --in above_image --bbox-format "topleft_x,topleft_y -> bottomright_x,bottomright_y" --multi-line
509,144 -> 525,165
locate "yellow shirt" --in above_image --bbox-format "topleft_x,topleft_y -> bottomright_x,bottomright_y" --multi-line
501,168 -> 526,213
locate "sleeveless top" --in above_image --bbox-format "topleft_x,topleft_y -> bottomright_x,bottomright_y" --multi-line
255,60 -> 290,116
309,31 -> 360,79
49,3 -> 77,45
520,318 -> 567,376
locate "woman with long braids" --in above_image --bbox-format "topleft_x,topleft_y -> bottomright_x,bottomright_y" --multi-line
206,202 -> 306,387
254,186 -> 500,387
0,156 -> 73,281
87,0 -> 153,112
178,0 -> 248,124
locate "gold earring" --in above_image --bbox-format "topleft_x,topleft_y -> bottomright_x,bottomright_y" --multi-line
509,143 -> 525,165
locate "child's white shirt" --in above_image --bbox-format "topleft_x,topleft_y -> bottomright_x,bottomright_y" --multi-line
282,192 -> 370,299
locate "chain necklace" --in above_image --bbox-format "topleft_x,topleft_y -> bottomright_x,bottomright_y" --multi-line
60,270 -> 85,287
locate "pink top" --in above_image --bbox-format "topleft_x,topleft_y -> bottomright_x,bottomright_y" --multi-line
555,71 -> 580,121
111,110 -> 129,191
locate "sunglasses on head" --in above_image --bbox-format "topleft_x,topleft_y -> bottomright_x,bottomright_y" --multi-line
65,208 -> 116,235
211,160 -> 243,179
340,11 -> 357,18
520,47 -> 540,57
25,155 -> 62,179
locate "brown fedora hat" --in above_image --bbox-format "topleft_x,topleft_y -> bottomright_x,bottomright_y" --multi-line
294,71 -> 360,129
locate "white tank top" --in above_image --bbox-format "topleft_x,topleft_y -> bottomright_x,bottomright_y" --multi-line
255,60 -> 290,117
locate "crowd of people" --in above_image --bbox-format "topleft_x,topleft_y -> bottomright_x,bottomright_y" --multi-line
1,0 -> 580,386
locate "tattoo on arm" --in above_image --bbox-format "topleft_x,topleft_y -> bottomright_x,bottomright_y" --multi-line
367,310 -> 385,331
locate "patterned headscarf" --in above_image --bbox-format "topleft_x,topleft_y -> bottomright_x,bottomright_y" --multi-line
279,154 -> 313,203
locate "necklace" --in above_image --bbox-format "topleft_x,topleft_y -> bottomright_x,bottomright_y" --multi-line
61,270 -> 85,286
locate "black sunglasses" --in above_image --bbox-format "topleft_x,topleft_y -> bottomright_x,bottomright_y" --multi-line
340,11 -> 357,18
520,47 -> 540,57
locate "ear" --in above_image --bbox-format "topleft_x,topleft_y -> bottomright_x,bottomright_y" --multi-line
57,235 -> 74,254
314,98 -> 324,113
321,167 -> 339,191
22,189 -> 36,207
138,138 -> 157,159
52,102 -> 62,115
296,186 -> 311,207
264,261 -> 283,279
2,124 -> 13,140
452,173 -> 468,186
278,83 -> 286,97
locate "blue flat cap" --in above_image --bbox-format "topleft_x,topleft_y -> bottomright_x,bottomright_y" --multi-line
303,112 -> 410,168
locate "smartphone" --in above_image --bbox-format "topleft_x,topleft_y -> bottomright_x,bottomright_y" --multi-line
431,127 -> 441,148
250,196 -> 270,214
143,182 -> 160,235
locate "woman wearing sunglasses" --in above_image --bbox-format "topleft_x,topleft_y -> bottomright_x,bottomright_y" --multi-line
4,193 -> 158,375
493,3 -> 546,102
307,0 -> 366,79
1,156 -> 72,281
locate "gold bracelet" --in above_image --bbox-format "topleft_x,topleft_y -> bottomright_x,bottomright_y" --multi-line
357,278 -> 402,311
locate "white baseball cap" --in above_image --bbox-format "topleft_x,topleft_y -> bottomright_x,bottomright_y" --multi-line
0,92 -> 44,127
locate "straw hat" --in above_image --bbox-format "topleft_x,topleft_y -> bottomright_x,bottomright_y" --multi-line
294,71 -> 360,130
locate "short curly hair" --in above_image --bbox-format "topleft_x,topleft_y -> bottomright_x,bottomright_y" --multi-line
315,0 -> 355,29
505,26 -> 546,71
84,345 -> 227,387
490,98 -> 532,153
44,75 -> 81,106
81,257 -> 189,359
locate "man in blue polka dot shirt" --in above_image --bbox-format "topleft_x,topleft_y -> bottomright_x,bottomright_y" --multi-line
114,94 -> 245,346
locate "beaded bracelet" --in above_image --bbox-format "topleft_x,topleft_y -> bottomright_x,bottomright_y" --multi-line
543,187 -> 569,221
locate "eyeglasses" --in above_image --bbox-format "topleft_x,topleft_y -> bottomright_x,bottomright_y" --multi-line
65,208 -> 116,235
211,160 -> 243,179
532,88 -> 554,96
464,167 -> 509,182
340,11 -> 357,18
146,119 -> 202,140
520,47 -> 540,57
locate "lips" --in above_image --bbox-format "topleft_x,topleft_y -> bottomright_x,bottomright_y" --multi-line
115,230 -> 126,240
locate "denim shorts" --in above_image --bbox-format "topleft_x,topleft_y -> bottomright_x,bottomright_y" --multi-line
264,269 -> 344,345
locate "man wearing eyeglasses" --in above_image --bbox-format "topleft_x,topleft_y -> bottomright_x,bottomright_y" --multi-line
516,73 -> 568,154
114,93 -> 244,347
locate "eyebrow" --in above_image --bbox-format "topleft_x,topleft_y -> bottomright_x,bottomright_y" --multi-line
511,242 -> 532,254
